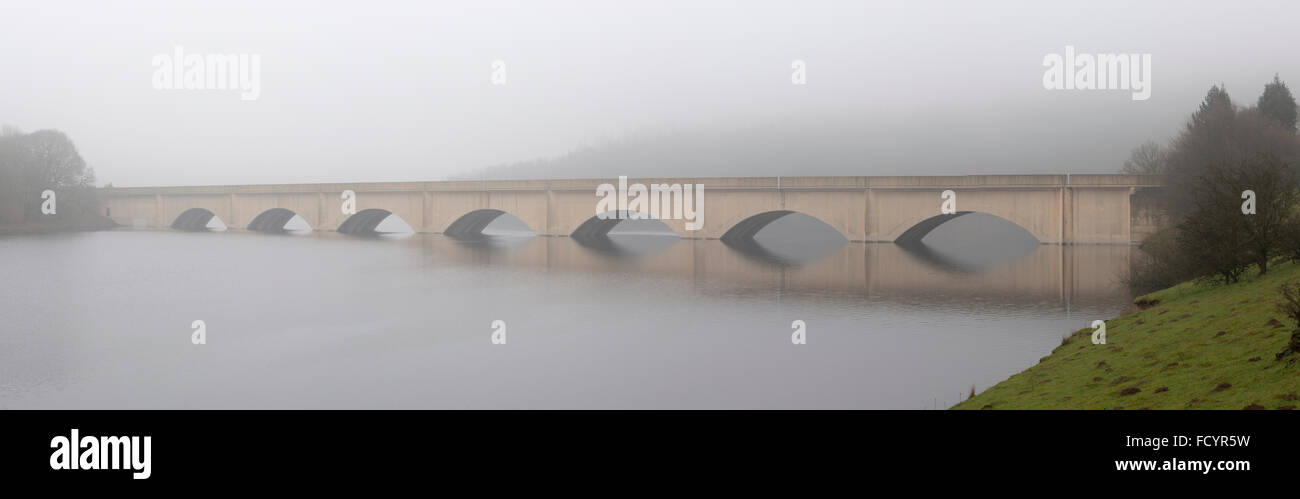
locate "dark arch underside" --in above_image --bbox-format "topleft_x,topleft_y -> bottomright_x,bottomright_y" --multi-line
444,209 -> 506,239
719,210 -> 793,244
894,212 -> 973,246
247,208 -> 299,232
171,208 -> 217,231
337,209 -> 394,235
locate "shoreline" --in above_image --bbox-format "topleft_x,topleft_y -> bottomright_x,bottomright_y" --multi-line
0,216 -> 119,235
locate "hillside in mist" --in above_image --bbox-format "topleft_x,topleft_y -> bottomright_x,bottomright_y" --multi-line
450,106 -> 1154,181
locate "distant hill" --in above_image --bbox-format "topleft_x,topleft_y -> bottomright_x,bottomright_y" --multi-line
449,118 -> 912,180
447,106 -> 1143,181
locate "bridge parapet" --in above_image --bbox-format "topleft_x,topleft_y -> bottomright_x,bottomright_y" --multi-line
100,174 -> 1164,195
1065,174 -> 1164,186
865,175 -> 1067,188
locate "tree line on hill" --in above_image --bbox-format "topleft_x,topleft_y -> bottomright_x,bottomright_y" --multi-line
1119,76 -> 1300,359
0,126 -> 100,227
1123,76 -> 1300,288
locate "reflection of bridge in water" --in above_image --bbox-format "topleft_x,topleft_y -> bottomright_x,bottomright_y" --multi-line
409,235 -> 1132,309
101,174 -> 1146,309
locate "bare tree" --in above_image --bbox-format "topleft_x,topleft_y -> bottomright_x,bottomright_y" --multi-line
1233,155 -> 1298,275
1121,140 -> 1167,174
0,132 -> 23,224
1176,163 -> 1252,285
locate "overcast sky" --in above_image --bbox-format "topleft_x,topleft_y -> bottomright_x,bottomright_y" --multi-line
2,0 -> 1297,186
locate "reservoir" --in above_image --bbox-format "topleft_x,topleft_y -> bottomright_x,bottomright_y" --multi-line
0,214 -> 1134,409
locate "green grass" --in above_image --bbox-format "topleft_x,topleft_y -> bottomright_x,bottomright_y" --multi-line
953,261 -> 1300,410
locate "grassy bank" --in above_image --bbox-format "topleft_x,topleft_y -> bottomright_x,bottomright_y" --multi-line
954,261 -> 1300,410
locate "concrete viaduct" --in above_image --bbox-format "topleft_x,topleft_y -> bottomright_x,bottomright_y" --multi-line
100,174 -> 1165,245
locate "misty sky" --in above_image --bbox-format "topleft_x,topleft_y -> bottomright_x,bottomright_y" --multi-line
2,0 -> 1297,186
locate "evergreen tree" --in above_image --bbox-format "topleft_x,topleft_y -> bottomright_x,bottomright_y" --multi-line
1258,74 -> 1298,132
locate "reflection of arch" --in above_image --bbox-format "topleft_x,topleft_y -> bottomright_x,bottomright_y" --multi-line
722,237 -> 801,267
893,211 -> 1039,246
571,211 -> 677,240
573,232 -> 678,260
895,241 -> 978,273
338,208 -> 397,235
171,208 -> 219,231
444,209 -> 532,239
247,208 -> 302,232
449,233 -> 533,253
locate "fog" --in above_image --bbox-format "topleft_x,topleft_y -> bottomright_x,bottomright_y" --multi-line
2,0 -> 1297,186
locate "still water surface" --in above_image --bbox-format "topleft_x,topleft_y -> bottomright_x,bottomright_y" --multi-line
0,218 -> 1134,409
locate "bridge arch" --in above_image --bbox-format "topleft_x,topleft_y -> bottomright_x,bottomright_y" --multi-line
720,210 -> 848,244
891,211 -> 1041,246
171,208 -> 225,231
444,209 -> 535,239
247,208 -> 308,232
338,209 -> 414,235
571,211 -> 679,240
